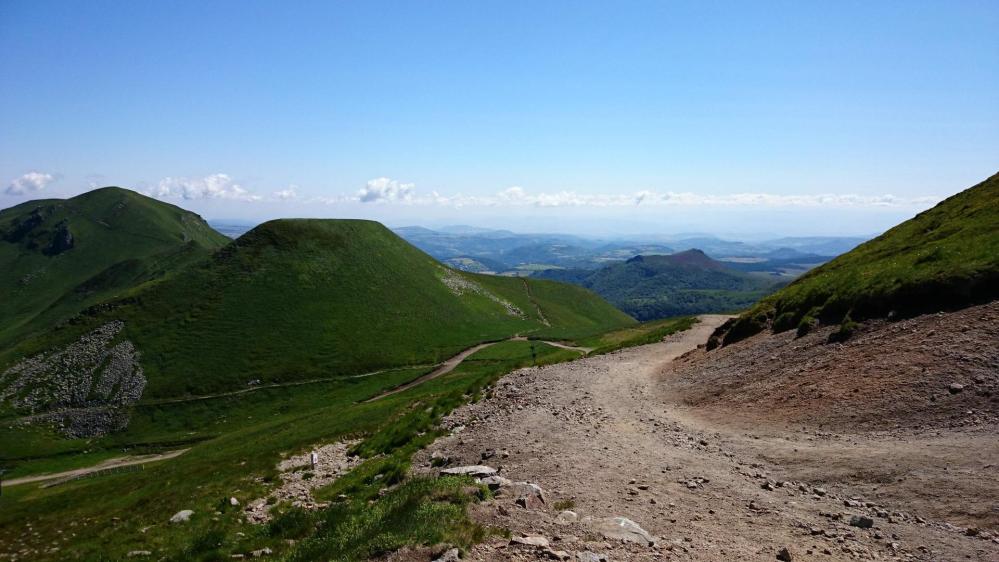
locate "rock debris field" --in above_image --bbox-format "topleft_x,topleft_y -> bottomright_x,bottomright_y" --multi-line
408,313 -> 998,562
244,440 -> 365,524
0,321 -> 145,437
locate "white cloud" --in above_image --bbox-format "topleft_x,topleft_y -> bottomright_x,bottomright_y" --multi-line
5,171 -> 55,195
378,185 -> 940,209
148,173 -> 261,202
358,177 -> 415,203
298,176 -> 942,210
273,185 -> 298,200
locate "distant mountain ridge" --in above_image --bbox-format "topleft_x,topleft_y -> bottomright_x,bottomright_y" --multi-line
394,225 -> 858,275
537,249 -> 780,321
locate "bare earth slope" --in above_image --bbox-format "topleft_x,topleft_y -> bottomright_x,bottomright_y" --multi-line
414,313 -> 998,561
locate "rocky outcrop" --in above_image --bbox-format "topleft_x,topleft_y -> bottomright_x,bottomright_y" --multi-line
245,440 -> 364,523
44,222 -> 74,255
0,321 -> 145,437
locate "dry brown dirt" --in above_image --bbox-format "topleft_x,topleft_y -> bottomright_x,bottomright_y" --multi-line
412,309 -> 999,562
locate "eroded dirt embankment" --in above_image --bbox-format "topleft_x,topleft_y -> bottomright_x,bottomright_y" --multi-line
411,311 -> 998,561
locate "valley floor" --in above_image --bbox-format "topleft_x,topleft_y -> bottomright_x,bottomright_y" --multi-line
412,315 -> 998,561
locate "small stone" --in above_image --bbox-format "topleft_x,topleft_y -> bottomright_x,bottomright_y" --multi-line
948,383 -> 964,394
511,535 -> 550,548
440,465 -> 496,477
776,546 -> 794,561
251,547 -> 273,557
433,547 -> 461,562
575,552 -> 608,562
593,516 -> 656,546
556,510 -> 579,525
505,482 -> 547,509
478,475 -> 512,490
543,549 -> 571,560
169,510 -> 194,524
229,497 -> 240,507
849,515 -> 874,529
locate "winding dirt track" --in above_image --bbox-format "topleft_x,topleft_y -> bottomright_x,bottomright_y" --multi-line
10,337 -> 584,486
4,449 -> 188,487
365,342 -> 503,403
415,315 -> 998,561
366,338 -> 588,403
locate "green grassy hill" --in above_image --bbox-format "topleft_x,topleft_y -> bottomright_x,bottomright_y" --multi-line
0,214 -> 637,561
537,249 -> 778,321
0,187 -> 230,349
718,172 -> 999,345
3,218 -> 633,401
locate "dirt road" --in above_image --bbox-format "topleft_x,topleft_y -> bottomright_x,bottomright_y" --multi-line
414,315 -> 998,561
366,338 -> 587,403
4,449 -> 188,487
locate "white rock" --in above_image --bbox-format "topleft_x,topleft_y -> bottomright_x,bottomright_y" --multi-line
433,548 -> 461,562
511,535 -> 550,547
556,510 -> 579,525
440,465 -> 497,477
169,510 -> 194,524
478,475 -> 512,489
593,516 -> 656,546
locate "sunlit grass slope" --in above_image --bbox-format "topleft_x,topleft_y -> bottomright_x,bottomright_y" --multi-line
5,218 -> 633,399
721,172 -> 999,344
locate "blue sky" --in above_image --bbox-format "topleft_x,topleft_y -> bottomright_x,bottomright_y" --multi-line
1,1 -> 996,236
